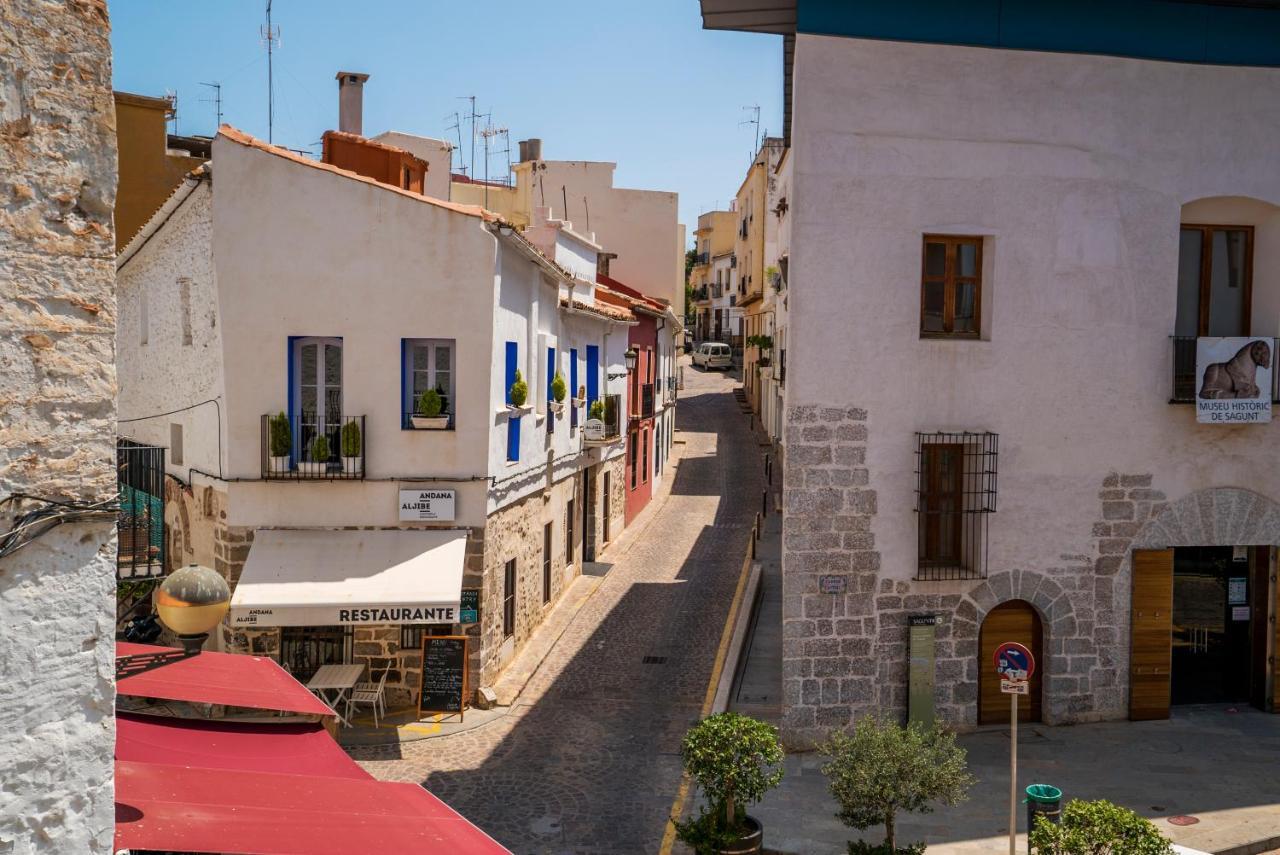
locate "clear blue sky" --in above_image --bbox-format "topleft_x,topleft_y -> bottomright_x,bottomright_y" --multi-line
110,0 -> 783,243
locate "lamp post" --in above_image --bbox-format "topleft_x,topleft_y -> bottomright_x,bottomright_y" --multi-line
624,346 -> 638,373
116,563 -> 230,679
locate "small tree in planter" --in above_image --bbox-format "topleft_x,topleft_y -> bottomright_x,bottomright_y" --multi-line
340,420 -> 362,473
822,717 -> 973,854
508,369 -> 528,410
589,399 -> 605,421
674,712 -> 784,854
550,372 -> 567,414
268,411 -> 291,473
305,435 -> 331,475
1029,800 -> 1172,855
412,388 -> 448,429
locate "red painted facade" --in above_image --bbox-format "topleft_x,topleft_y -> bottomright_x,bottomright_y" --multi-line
321,130 -> 428,194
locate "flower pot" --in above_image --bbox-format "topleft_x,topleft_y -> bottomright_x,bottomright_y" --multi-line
411,416 -> 450,430
268,455 -> 290,474
549,401 -> 565,415
341,455 -> 362,475
507,404 -> 532,417
572,398 -> 586,409
300,461 -> 328,476
718,816 -> 763,855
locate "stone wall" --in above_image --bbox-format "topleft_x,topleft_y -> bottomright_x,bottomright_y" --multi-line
0,1 -> 118,851
596,456 -> 626,557
782,404 -> 1177,746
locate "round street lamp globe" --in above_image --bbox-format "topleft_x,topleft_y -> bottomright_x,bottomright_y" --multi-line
624,347 -> 638,372
155,564 -> 231,646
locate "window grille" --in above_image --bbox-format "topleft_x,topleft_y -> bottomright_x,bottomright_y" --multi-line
913,432 -> 997,580
280,625 -> 353,683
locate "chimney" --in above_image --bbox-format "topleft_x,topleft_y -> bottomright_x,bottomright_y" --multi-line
518,138 -> 543,163
335,71 -> 369,135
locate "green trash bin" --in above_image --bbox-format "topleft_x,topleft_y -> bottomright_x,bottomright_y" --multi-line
1025,784 -> 1062,835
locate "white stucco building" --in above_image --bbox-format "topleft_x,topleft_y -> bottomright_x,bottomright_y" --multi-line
705,0 -> 1280,746
116,127 -> 632,705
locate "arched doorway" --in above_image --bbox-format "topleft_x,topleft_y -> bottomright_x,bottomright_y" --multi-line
979,600 -> 1043,725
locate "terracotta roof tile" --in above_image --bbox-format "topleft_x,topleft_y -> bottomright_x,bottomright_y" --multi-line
559,297 -> 634,322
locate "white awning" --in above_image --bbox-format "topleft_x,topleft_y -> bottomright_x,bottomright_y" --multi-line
228,529 -> 467,627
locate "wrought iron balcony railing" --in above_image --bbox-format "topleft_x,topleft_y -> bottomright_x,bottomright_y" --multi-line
1170,336 -> 1280,404
117,438 -> 166,579
584,394 -> 622,445
261,414 -> 366,479
638,383 -> 655,419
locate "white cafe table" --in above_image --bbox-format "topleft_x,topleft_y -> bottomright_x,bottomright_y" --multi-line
306,663 -> 366,727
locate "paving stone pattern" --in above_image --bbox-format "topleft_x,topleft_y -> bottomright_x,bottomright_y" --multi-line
351,364 -> 763,854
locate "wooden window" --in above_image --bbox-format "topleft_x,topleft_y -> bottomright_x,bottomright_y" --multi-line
542,522 -> 553,604
921,235 -> 982,338
914,432 -> 998,580
919,444 -> 963,567
503,559 -> 516,639
1175,225 -> 1253,338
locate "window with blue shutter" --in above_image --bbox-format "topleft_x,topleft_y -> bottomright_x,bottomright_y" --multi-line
505,340 -> 520,461
570,348 -> 579,429
546,346 -> 556,434
586,344 -> 599,407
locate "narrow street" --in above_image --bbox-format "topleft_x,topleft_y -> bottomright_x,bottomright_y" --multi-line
351,362 -> 764,854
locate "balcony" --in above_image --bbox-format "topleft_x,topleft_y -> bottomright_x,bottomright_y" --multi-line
1169,336 -> 1280,404
693,287 -> 709,302
261,414 -> 366,480
635,383 -> 655,419
693,252 -> 710,266
117,439 -> 166,580
583,394 -> 622,446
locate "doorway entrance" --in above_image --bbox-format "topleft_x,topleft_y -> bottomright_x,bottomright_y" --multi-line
1172,546 -> 1267,706
978,600 -> 1043,725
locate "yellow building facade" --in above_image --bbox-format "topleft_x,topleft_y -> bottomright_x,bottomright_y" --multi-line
114,91 -> 208,251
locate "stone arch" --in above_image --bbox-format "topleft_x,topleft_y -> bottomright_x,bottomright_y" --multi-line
1130,487 -> 1280,550
960,569 -> 1081,726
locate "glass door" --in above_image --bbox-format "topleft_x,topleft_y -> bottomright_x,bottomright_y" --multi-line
294,337 -> 342,466
1176,226 -> 1253,337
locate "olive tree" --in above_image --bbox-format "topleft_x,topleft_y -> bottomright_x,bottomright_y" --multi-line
822,717 -> 973,853
1029,800 -> 1172,855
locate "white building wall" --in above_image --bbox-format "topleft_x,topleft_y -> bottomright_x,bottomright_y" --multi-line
371,131 -> 454,202
783,33 -> 1280,739
0,1 -> 117,850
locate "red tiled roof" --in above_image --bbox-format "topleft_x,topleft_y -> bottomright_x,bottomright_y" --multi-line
559,297 -> 634,322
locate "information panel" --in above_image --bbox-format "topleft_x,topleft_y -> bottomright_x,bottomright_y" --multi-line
418,635 -> 468,717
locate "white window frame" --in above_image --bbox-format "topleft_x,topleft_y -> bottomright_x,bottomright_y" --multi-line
403,338 -> 456,424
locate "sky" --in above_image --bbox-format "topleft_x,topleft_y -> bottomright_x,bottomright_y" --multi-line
110,0 -> 784,243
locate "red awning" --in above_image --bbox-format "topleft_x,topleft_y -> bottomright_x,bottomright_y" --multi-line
116,713 -> 367,779
116,641 -> 334,717
115,760 -> 512,854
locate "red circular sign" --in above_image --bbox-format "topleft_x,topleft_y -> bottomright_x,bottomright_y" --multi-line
993,641 -> 1035,681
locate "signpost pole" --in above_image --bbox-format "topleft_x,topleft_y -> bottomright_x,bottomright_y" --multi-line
1010,692 -> 1018,855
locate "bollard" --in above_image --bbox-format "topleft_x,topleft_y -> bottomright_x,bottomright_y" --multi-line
762,489 -> 768,516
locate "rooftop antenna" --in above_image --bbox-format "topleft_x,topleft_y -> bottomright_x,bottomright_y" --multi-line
456,95 -> 477,180
445,112 -> 465,176
479,120 -> 506,208
199,81 -> 222,130
498,128 -> 512,185
261,0 -> 281,143
164,89 -> 179,135
740,104 -> 761,161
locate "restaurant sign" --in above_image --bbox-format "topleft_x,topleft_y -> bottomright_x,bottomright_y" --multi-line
1195,337 -> 1273,424
399,489 -> 456,522
231,603 -> 458,627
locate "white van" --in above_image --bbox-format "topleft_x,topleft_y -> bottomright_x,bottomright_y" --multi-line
693,342 -> 733,370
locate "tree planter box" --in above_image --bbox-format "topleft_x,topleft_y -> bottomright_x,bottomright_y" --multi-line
299,461 -> 328,477
269,455 -> 290,473
549,401 -> 565,416
411,416 -> 450,430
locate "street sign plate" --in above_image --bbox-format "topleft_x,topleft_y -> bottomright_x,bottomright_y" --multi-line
1001,679 -> 1029,695
993,640 -> 1035,682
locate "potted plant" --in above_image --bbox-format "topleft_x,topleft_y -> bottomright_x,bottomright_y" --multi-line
673,712 -> 783,855
268,411 -> 291,474
574,384 -> 587,408
411,388 -> 449,430
508,369 -> 530,414
549,371 -> 567,415
822,717 -> 973,854
303,434 -> 330,476
340,420 -> 362,474
588,399 -> 605,421
766,265 -> 783,291
1029,799 -> 1172,855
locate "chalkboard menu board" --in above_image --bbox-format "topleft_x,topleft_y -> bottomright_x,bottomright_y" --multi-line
418,635 -> 468,717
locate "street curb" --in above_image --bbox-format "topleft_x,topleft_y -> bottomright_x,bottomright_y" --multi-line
711,561 -> 762,714
1214,836 -> 1280,855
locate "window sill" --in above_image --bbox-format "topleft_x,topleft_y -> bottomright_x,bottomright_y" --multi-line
919,332 -> 983,341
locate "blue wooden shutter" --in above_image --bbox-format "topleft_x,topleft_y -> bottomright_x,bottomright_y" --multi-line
586,344 -> 599,405
570,348 -> 579,428
505,340 -> 520,460
546,347 -> 556,401
507,413 -> 521,461
504,341 -> 518,404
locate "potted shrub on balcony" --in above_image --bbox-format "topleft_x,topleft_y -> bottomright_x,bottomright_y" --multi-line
411,389 -> 449,430
508,369 -> 531,415
340,420 -> 362,474
303,435 -> 330,476
268,411 -> 291,473
588,399 -> 605,421
549,372 -> 567,415
673,712 -> 783,855
574,384 -> 587,409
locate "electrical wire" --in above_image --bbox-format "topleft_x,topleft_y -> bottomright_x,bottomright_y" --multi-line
0,493 -> 118,561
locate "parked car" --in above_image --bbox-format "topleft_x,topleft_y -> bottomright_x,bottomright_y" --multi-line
692,342 -> 733,370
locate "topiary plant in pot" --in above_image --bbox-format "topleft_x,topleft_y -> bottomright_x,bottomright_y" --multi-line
508,369 -> 529,412
268,411 -> 291,474
412,388 -> 448,429
550,371 -> 567,415
304,434 -> 331,476
339,420 -> 362,474
673,712 -> 784,855
588,399 -> 605,421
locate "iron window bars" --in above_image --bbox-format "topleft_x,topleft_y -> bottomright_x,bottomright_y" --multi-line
117,438 -> 166,579
914,431 -> 998,581
261,414 -> 365,480
1169,336 -> 1280,404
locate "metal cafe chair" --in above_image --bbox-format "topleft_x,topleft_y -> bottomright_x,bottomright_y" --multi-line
349,670 -> 388,727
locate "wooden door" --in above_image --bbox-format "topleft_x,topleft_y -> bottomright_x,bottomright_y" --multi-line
979,600 -> 1043,725
1130,549 -> 1174,721
1250,547 -> 1270,710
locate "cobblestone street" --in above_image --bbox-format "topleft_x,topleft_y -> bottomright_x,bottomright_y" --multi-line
350,361 -> 763,854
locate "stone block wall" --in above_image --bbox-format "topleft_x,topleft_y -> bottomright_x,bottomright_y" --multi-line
0,1 -> 118,850
782,404 -> 1171,747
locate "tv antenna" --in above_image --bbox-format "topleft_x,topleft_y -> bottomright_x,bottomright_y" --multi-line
478,121 -> 506,208
740,104 -> 761,159
164,89 -> 179,134
456,95 -> 477,180
199,81 -> 222,130
261,0 -> 281,143
445,112 -> 465,176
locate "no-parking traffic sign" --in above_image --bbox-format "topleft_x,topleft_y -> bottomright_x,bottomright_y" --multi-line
994,641 -> 1034,695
